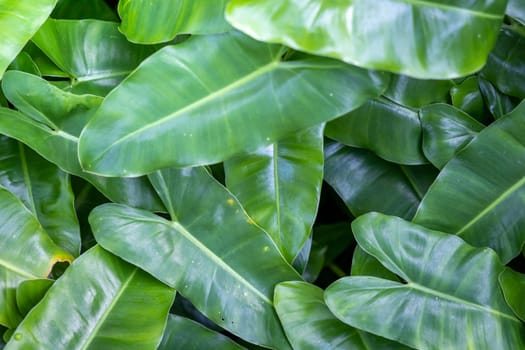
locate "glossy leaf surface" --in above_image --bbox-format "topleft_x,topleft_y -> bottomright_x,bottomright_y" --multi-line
499,268 -> 525,321
420,103 -> 484,169
479,77 -> 519,119
326,98 -> 426,165
15,279 -> 53,316
450,76 -> 486,122
0,71 -> 163,211
158,315 -> 245,350
31,19 -> 155,95
0,187 -> 72,328
224,125 -> 324,262
415,101 -> 525,263
275,281 -> 408,349
226,0 -> 506,78
384,75 -> 452,108
325,213 -> 525,350
0,0 -> 57,79
78,31 -> 388,176
5,246 -> 175,350
91,167 -> 300,349
119,0 -> 231,43
324,141 -> 437,220
0,136 -> 79,256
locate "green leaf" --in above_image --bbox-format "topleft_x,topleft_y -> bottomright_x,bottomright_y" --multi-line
0,135 -> 80,256
5,246 -> 175,350
326,98 -> 426,165
15,279 -> 53,316
420,103 -> 485,169
350,246 -> 400,282
481,28 -> 525,99
313,223 -> 353,264
31,19 -> 155,96
118,0 -> 231,44
383,75 -> 452,108
158,315 -> 245,350
325,212 -> 525,350
226,0 -> 506,79
51,0 -> 118,21
479,76 -> 520,119
0,0 -> 57,79
0,71 -> 163,211
450,76 -> 487,122
0,187 -> 72,328
224,125 -> 324,262
78,31 -> 389,176
499,268 -> 525,322
91,167 -> 301,349
324,141 -> 437,220
414,100 -> 525,263
301,242 -> 326,283
275,281 -> 409,350
507,0 -> 525,25
8,52 -> 40,76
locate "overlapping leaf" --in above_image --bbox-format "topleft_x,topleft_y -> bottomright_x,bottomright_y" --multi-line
5,246 -> 175,350
226,0 -> 506,78
499,268 -> 525,321
325,213 -> 525,350
78,31 -> 388,176
383,75 -> 452,108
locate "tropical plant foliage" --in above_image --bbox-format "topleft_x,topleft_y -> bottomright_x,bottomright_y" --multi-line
0,0 -> 524,349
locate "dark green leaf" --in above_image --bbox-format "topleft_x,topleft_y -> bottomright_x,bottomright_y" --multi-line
499,268 -> 525,322
383,75 -> 452,108
479,76 -> 520,119
313,223 -> 353,264
15,279 -> 53,316
350,246 -> 400,282
51,0 -> 118,20
507,0 -> 525,26
450,76 -> 487,122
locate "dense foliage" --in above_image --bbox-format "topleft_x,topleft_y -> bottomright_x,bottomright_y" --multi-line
0,0 -> 524,349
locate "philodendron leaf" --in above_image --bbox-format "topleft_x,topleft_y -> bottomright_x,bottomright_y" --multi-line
275,281 -> 410,350
118,0 -> 231,43
325,213 -> 525,350
5,246 -> 175,350
158,315 -> 245,350
78,31 -> 388,176
325,98 -> 426,165
414,100 -> 525,263
0,0 -> 57,79
324,141 -> 438,220
0,187 -> 72,328
420,104 -> 485,169
226,0 -> 506,79
91,167 -> 301,349
499,268 -> 525,322
0,135 -> 80,256
383,74 -> 452,108
0,71 -> 163,211
31,19 -> 155,96
15,279 -> 54,316
224,125 -> 324,263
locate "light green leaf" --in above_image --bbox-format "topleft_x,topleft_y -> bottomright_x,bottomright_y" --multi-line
78,31 -> 389,176
324,141 -> 437,220
325,212 -> 525,350
499,268 -> 525,322
91,167 -> 301,349
31,19 -> 155,96
118,0 -> 231,43
224,125 -> 324,262
15,279 -> 54,316
5,246 -> 175,350
226,0 -> 506,79
383,75 -> 452,108
326,98 -> 426,165
0,0 -> 57,79
0,135 -> 80,256
420,103 -> 485,169
414,100 -> 525,263
158,315 -> 245,350
0,71 -> 163,211
0,187 -> 72,328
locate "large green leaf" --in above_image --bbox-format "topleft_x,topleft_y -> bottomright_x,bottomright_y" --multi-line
325,213 -> 525,350
5,246 -> 175,350
118,0 -> 231,43
0,0 -> 57,79
499,268 -> 525,321
275,281 -> 409,350
0,187 -> 72,328
0,71 -> 163,211
325,98 -> 426,165
78,31 -> 388,176
383,75 -> 452,108
414,101 -> 525,263
31,19 -> 155,96
324,141 -> 437,220
481,28 -> 525,100
0,136 -> 79,256
51,0 -> 118,20
420,103 -> 485,169
224,125 -> 324,262
158,315 -> 245,350
91,167 -> 301,349
226,0 -> 506,79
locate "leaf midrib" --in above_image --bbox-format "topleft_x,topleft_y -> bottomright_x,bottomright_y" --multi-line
395,0 -> 502,19
0,257 -> 39,279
